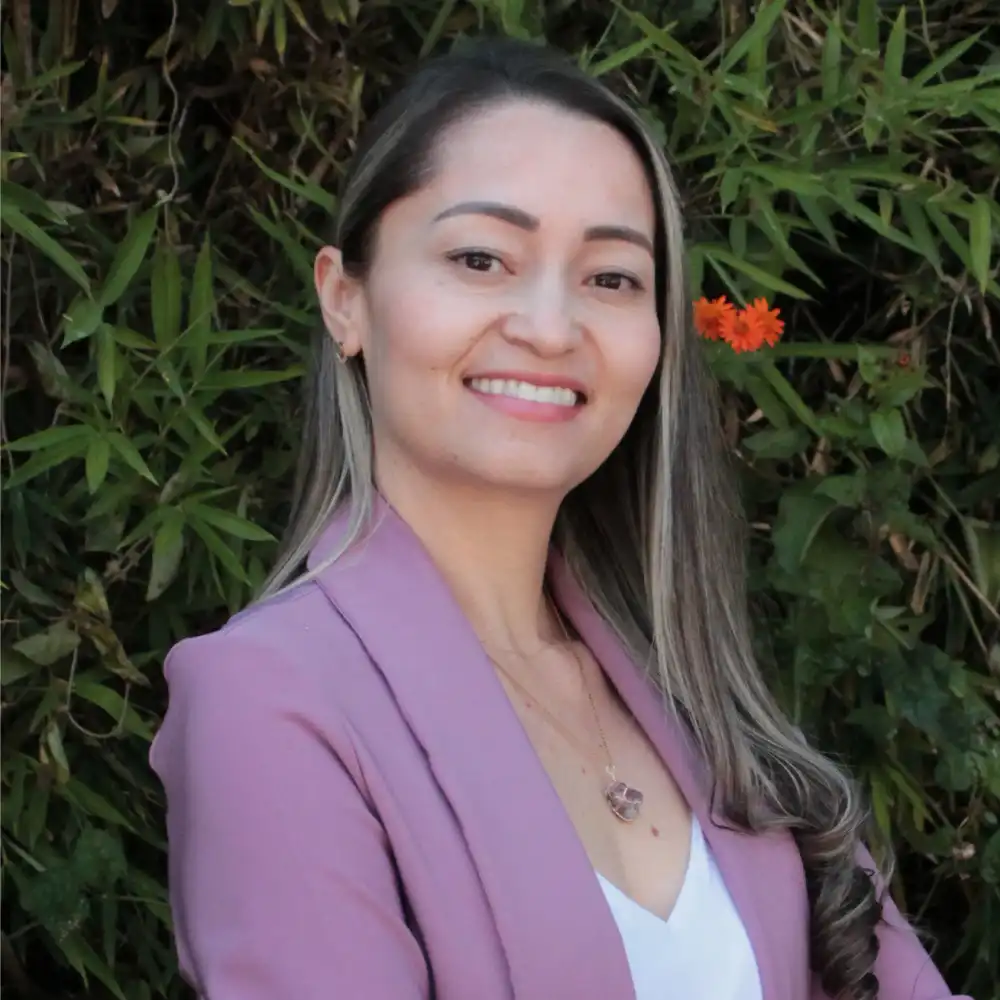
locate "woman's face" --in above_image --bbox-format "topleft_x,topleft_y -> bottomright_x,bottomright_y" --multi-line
316,99 -> 661,498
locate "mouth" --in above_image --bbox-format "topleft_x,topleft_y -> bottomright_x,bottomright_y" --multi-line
464,376 -> 586,408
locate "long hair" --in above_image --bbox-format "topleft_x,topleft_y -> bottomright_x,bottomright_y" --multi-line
262,38 -> 884,999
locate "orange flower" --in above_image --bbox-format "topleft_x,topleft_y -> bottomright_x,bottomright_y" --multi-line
694,294 -> 784,352
732,297 -> 784,351
693,296 -> 736,341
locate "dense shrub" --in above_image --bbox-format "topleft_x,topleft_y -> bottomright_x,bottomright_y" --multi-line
2,1 -> 997,997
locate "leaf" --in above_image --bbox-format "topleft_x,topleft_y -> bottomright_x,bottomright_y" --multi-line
703,246 -> 811,299
912,31 -> 984,87
857,0 -> 879,53
796,195 -> 840,251
587,37 -> 655,76
151,238 -> 183,349
4,424 -> 91,452
57,932 -> 128,1000
1,203 -> 92,293
721,0 -> 788,71
743,426 -> 810,458
772,494 -> 838,573
745,373 -> 790,429
620,10 -> 704,73
59,779 -> 136,832
884,7 -> 907,94
188,235 -> 214,377
188,503 -> 275,542
870,408 -> 908,457
73,679 -> 154,740
198,366 -> 305,390
233,137 -> 337,211
43,721 -> 71,783
99,206 -> 158,307
147,509 -> 186,600
969,195 -> 993,293
62,296 -> 105,344
96,324 -> 118,408
899,198 -> 943,276
85,436 -> 112,493
189,517 -> 251,584
3,433 -> 91,487
821,14 -> 842,101
14,623 -> 81,666
719,169 -> 743,211
2,649 -> 39,686
108,433 -> 158,484
759,361 -> 824,436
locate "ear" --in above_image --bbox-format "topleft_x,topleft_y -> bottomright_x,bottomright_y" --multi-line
314,246 -> 367,359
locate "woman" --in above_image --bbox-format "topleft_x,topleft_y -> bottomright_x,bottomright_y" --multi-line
151,39 -> 966,1000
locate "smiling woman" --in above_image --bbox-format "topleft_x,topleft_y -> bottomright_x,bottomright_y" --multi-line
149,38 -> 967,1000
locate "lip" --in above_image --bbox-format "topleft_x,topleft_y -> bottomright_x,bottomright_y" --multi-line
463,371 -> 587,425
463,370 -> 589,399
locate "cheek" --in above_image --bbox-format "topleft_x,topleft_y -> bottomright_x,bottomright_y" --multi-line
605,317 -> 662,406
367,270 -> 484,377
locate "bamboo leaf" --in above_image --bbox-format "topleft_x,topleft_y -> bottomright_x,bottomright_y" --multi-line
187,503 -> 275,542
884,7 -> 907,94
96,324 -> 118,409
5,424 -> 91,452
99,206 -> 158,307
1,204 -> 92,293
151,238 -> 183,349
147,509 -> 186,601
899,198 -> 944,275
188,234 -> 214,378
14,623 -> 80,666
821,14 -> 843,101
108,433 -> 157,484
85,436 -> 111,493
721,0 -> 788,71
704,246 -> 812,299
189,517 -> 251,584
969,195 -> 993,293
198,366 -> 305,390
233,137 -> 337,211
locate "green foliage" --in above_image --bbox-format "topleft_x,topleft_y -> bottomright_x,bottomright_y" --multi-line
2,0 -> 997,996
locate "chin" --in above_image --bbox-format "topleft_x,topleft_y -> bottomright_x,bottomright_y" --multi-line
452,451 -> 593,497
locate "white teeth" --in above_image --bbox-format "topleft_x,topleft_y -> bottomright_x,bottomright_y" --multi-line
468,378 -> 580,407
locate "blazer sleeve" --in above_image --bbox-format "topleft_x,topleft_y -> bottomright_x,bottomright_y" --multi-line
811,844 -> 971,1000
150,631 -> 429,999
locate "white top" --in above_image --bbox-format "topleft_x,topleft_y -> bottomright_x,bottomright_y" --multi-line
596,816 -> 763,1000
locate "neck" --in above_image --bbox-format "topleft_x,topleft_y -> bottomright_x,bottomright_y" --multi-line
376,467 -> 565,655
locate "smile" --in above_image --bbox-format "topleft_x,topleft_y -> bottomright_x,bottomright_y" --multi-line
466,377 -> 582,407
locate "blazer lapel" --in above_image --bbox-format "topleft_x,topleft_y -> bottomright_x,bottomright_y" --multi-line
309,502 -> 634,1000
551,555 -> 787,1000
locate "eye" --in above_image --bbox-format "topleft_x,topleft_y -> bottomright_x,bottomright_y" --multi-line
447,250 -> 503,273
591,272 -> 643,292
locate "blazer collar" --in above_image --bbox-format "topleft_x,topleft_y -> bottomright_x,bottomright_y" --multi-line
308,498 -> 783,999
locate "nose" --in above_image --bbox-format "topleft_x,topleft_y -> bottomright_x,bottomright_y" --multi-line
501,274 -> 581,356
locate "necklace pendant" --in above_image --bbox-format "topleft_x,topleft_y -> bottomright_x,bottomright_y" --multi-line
605,778 -> 644,823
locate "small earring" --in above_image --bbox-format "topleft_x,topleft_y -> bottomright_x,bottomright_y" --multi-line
333,340 -> 347,363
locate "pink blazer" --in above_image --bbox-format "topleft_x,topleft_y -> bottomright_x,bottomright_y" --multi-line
151,501 -> 966,999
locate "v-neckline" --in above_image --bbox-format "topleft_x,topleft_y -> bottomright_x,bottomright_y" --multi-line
596,814 -> 701,930
309,497 -> 787,999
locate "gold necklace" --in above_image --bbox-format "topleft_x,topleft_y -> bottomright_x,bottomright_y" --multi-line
484,611 -> 645,824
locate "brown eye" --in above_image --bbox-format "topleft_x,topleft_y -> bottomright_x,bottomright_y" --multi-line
592,272 -> 641,291
449,251 -> 501,272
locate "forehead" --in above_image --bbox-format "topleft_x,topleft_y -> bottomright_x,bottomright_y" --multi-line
420,99 -> 656,232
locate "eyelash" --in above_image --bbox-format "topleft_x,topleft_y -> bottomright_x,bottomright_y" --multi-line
445,250 -> 644,292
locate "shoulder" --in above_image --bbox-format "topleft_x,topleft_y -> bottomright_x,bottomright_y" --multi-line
152,579 -> 370,782
164,578 -> 363,692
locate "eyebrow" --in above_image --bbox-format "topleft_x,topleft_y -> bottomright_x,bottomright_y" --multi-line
432,201 -> 654,256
